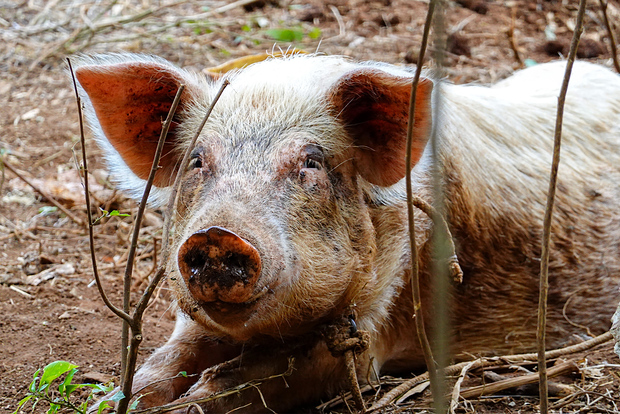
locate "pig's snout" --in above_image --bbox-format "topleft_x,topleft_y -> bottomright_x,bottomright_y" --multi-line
178,227 -> 262,304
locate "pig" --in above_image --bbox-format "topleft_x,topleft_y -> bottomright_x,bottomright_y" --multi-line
74,53 -> 620,412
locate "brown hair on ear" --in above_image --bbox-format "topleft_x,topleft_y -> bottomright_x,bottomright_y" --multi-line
329,68 -> 433,187
76,61 -> 204,187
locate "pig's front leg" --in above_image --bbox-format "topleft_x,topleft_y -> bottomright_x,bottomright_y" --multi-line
167,340 -> 355,413
130,312 -> 241,408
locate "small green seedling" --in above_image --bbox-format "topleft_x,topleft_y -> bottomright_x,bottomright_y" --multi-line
92,208 -> 131,225
14,361 -> 118,414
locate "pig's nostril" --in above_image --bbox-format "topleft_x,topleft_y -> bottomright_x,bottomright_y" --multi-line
178,227 -> 262,304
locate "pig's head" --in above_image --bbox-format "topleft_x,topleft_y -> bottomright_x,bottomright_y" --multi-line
74,54 -> 432,342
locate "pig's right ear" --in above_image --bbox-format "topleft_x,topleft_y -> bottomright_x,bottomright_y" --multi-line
74,57 -> 214,205
328,68 -> 433,187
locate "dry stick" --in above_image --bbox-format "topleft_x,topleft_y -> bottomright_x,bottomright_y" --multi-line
405,0 -> 439,410
367,331 -> 612,413
115,85 -> 186,414
459,361 -> 577,400
68,59 -> 130,324
599,0 -> 620,73
2,160 -> 84,226
134,80 -> 230,318
537,0 -> 587,412
119,84 -> 186,387
507,7 -> 523,67
118,81 -> 230,414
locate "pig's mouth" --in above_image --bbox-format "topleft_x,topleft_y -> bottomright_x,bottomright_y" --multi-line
193,285 -> 271,326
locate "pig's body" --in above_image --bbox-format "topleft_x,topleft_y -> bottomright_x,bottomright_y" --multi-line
75,55 -> 620,412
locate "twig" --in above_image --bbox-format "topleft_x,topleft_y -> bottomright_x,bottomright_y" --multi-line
133,80 -> 230,316
329,5 -> 346,37
410,195 -> 462,283
405,0 -> 439,409
459,361 -> 578,399
120,80 -> 230,414
449,359 -> 477,413
367,331 -> 612,412
185,403 -> 205,414
599,0 -> 620,73
537,0 -> 587,412
117,84 -> 187,414
507,7 -> 523,67
68,58 -> 130,324
9,285 -> 33,298
1,160 -> 83,226
344,350 -> 366,411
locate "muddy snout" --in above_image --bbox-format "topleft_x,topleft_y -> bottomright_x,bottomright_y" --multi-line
178,227 -> 262,304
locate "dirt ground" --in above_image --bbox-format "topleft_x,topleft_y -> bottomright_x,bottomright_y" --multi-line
1,0 -> 619,413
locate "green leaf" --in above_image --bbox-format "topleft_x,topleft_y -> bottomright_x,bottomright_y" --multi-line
241,24 -> 251,32
108,210 -> 130,217
97,402 -> 113,414
47,402 -> 60,414
308,27 -> 322,39
265,28 -> 304,42
179,371 -> 188,378
89,383 -> 115,393
38,206 -> 59,215
58,367 -> 78,399
40,361 -> 78,391
129,398 -> 141,410
29,369 -> 41,393
110,391 -> 126,402
12,395 -> 33,414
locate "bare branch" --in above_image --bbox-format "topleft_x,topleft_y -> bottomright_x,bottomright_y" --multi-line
599,0 -> 620,73
117,84 -> 187,414
1,160 -> 84,226
134,79 -> 230,317
537,0 -> 587,412
67,57 -> 131,324
405,0 -> 439,407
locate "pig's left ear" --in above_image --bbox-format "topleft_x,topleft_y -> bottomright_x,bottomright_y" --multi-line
329,68 -> 433,187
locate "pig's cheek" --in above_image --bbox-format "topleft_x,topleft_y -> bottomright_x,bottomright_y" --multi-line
176,173 -> 205,216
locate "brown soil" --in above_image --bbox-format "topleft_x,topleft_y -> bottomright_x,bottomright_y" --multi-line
1,0 -> 619,413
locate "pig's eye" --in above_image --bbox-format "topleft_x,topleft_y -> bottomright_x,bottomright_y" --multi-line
188,157 -> 202,170
188,149 -> 203,170
302,158 -> 322,170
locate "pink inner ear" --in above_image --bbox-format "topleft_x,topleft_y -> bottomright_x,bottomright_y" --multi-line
76,62 -> 192,187
330,69 -> 433,187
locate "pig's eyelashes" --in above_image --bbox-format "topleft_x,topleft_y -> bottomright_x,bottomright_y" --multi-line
302,158 -> 322,170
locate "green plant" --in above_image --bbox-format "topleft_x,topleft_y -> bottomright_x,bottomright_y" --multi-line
14,361 -> 119,414
93,208 -> 130,225
265,26 -> 321,42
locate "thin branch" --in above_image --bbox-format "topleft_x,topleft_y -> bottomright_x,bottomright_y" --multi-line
537,0 -> 587,412
117,84 -> 187,414
67,58 -> 130,324
459,360 -> 577,399
599,0 -> 620,73
1,160 -> 84,226
134,79 -> 230,317
405,0 -> 439,407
